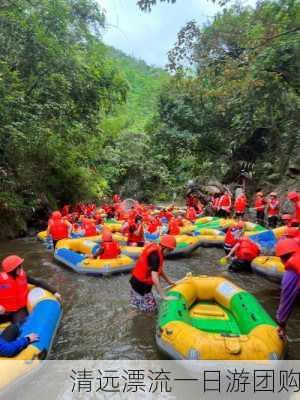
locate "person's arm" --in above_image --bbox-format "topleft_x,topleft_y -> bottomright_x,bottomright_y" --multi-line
151,271 -> 166,299
160,270 -> 175,286
92,245 -> 104,259
66,221 -> 72,238
0,333 -> 38,357
226,242 -> 239,258
27,276 -> 60,298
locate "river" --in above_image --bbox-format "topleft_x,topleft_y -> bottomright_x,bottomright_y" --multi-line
0,237 -> 299,359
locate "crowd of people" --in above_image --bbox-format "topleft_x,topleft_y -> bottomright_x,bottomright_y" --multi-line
186,189 -> 300,228
0,189 -> 299,355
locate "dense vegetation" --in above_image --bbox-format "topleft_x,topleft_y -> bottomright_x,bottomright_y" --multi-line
142,0 -> 300,194
0,0 -> 167,236
0,0 -> 299,237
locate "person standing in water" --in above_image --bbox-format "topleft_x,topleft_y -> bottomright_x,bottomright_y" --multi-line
129,235 -> 177,312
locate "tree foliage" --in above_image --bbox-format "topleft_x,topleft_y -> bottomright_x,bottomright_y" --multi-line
0,0 -> 128,233
148,0 -> 300,191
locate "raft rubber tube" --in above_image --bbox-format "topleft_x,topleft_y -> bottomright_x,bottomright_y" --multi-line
193,228 -> 225,248
54,238 -> 134,275
251,256 -> 284,282
122,235 -> 202,260
156,275 -> 285,361
0,286 -> 62,392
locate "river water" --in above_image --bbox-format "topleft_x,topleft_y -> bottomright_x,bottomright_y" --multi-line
0,237 -> 299,359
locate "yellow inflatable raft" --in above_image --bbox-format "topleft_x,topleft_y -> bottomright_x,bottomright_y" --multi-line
251,256 -> 285,282
122,235 -> 202,260
0,286 -> 61,392
156,275 -> 285,360
54,238 -> 134,275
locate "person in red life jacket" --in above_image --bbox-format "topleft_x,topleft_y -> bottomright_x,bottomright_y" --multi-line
129,235 -> 177,312
0,255 -> 61,325
254,191 -> 266,226
218,190 -> 232,218
128,206 -> 137,222
146,217 -> 161,235
61,205 -> 69,217
267,192 -> 280,228
185,206 -> 197,223
47,211 -> 72,248
165,209 -> 174,221
275,239 -> 300,338
94,212 -> 103,226
112,194 -> 121,204
224,221 -> 245,254
127,215 -> 145,247
82,219 -> 98,237
287,191 -> 300,223
285,227 -> 300,245
281,214 -> 292,226
210,193 -> 220,216
92,228 -> 121,260
225,236 -> 260,272
234,191 -> 247,219
168,217 -> 181,236
106,205 -> 116,220
185,194 -> 194,208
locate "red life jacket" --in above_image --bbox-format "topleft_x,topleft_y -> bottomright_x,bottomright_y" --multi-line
132,243 -> 164,285
0,270 -> 28,312
186,207 -> 197,222
285,251 -> 300,275
100,241 -> 121,259
186,196 -> 194,207
267,199 -> 279,217
254,197 -> 265,211
61,205 -> 69,216
112,194 -> 120,203
234,195 -> 247,213
147,220 -> 160,234
168,219 -> 180,235
294,200 -> 300,222
128,223 -> 144,244
83,222 -> 97,237
49,219 -> 69,240
211,197 -> 220,210
236,238 -> 260,262
224,227 -> 240,247
219,194 -> 232,213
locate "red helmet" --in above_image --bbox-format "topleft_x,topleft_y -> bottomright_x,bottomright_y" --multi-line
286,227 -> 300,238
281,214 -> 292,221
102,227 -> 112,242
160,235 -> 176,250
2,255 -> 24,273
288,191 -> 299,201
51,211 -> 62,220
275,239 -> 299,257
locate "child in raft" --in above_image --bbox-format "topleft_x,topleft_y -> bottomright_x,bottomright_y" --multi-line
225,236 -> 260,272
92,229 -> 121,259
223,221 -> 245,254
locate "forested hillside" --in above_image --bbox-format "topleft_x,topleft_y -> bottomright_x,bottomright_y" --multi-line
0,0 -> 299,238
140,0 -> 300,195
0,0 -> 168,237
